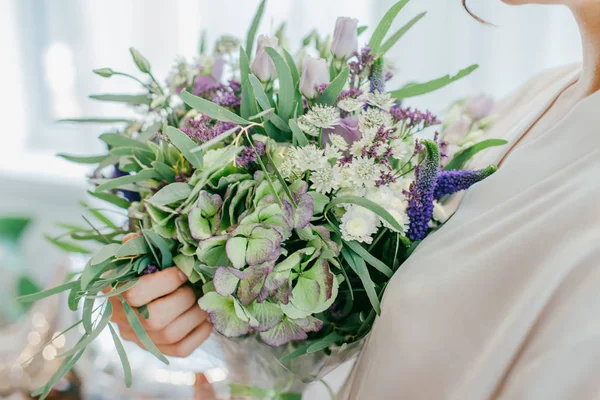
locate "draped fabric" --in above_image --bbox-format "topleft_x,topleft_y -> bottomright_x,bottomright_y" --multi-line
340,65 -> 600,399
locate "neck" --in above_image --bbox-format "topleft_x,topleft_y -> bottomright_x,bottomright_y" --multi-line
569,1 -> 600,95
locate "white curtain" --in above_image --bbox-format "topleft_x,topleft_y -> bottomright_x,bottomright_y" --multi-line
0,0 -> 582,173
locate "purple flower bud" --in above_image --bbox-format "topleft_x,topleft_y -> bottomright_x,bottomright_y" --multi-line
331,17 -> 359,60
251,35 -> 279,82
321,116 -> 361,148
299,55 -> 330,99
463,95 -> 494,121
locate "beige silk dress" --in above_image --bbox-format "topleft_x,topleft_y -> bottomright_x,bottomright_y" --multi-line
339,64 -> 600,400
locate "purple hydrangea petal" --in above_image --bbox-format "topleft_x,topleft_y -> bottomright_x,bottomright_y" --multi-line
259,318 -> 308,346
246,301 -> 284,332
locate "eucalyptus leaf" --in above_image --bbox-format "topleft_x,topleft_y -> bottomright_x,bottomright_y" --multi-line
90,94 -> 151,106
16,280 -> 79,303
58,154 -> 107,164
264,47 -> 295,121
87,190 -> 130,209
142,229 -> 173,268
108,324 -> 133,387
116,236 -> 149,257
289,119 -> 309,147
95,169 -> 159,192
120,297 -> 169,364
380,12 -> 426,54
44,235 -> 92,254
151,161 -> 177,181
444,139 -> 508,171
369,0 -> 410,54
58,117 -> 133,124
57,302 -> 113,358
389,64 -> 479,99
180,90 -> 250,125
316,67 -> 349,106
306,331 -> 343,354
341,248 -> 381,315
82,298 -> 95,333
34,348 -> 86,400
245,0 -> 266,57
148,182 -> 192,206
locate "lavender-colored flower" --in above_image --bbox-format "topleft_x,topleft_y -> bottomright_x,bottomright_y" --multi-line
181,114 -> 237,143
369,57 -> 385,94
236,141 -> 266,169
299,55 -> 330,99
337,88 -> 363,101
142,264 -> 159,275
348,46 -> 375,87
390,106 -> 441,129
464,95 -> 494,121
251,35 -> 279,83
321,116 -> 361,148
406,140 -> 440,241
434,166 -> 497,200
331,17 -> 359,60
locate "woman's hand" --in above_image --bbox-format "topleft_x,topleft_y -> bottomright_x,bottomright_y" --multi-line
107,235 -> 213,357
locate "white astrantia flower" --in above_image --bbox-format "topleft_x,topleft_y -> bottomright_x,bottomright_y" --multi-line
329,133 -> 349,151
350,139 -> 366,157
340,205 -> 380,244
310,164 -> 343,194
367,186 -> 409,233
390,136 -> 416,161
363,91 -> 395,110
306,105 -> 341,129
296,115 -> 319,137
337,97 -> 364,113
295,144 -> 328,172
324,144 -> 342,160
348,156 -> 382,188
359,108 -> 394,132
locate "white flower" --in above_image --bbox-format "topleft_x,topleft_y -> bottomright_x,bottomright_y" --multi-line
340,205 -> 380,244
306,105 -> 341,129
310,164 -> 343,194
324,144 -> 342,160
432,201 -> 450,223
390,136 -> 416,161
331,17 -> 359,60
350,140 -> 366,157
363,92 -> 395,110
329,133 -> 349,151
299,55 -> 330,99
359,108 -> 393,132
348,157 -> 382,188
251,35 -> 279,82
366,186 -> 409,232
337,97 -> 364,113
295,145 -> 328,172
296,115 -> 319,137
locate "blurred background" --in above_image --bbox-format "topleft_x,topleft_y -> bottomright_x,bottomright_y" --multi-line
0,0 -> 581,398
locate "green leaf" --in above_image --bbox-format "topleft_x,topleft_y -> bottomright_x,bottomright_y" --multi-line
57,117 -> 133,124
148,182 -> 192,206
95,169 -> 159,192
90,279 -> 138,299
249,107 -> 275,122
45,235 -> 91,254
82,297 -> 95,333
249,74 -> 291,133
16,280 -> 78,303
445,139 -> 508,171
380,12 -> 426,54
344,239 -> 393,278
138,304 -> 150,319
165,126 -> 205,169
151,161 -> 177,181
289,119 -> 309,147
264,47 -> 295,122
91,243 -> 120,266
142,229 -> 173,268
116,236 -> 149,257
87,190 -> 130,209
279,341 -> 314,363
357,25 -> 368,36
246,0 -> 266,56
90,94 -> 150,106
58,153 -> 107,164
100,133 -> 148,150
389,64 -> 479,99
283,49 -> 300,87
240,48 -> 258,120
306,331 -> 344,354
180,90 -> 250,125
58,302 -> 113,358
316,66 -> 349,106
34,348 -> 86,400
341,248 -> 381,315
369,0 -> 410,54
108,324 -> 132,387
120,297 -> 169,364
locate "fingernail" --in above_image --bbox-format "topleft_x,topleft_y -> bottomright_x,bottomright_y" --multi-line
178,269 -> 188,282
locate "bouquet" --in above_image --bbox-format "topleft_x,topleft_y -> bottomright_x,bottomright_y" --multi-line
18,1 -> 506,398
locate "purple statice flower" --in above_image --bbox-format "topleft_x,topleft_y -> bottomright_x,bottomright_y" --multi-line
369,57 -> 385,94
315,83 -> 329,97
142,264 -> 159,275
405,140 -> 441,241
348,46 -> 375,87
390,106 -> 441,129
434,166 -> 497,200
192,79 -> 241,110
336,88 -> 363,102
236,141 -> 266,169
181,115 -> 237,144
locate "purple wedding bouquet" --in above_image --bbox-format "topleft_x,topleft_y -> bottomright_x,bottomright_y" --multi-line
19,1 -> 505,398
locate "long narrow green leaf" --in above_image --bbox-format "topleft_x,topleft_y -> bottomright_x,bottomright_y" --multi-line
380,12 -> 426,54
344,239 -> 393,278
279,341 -> 315,363
151,161 -> 177,181
58,302 -> 113,358
143,229 -> 173,268
341,247 -> 381,315
34,348 -> 86,400
148,182 -> 192,206
444,139 -> 508,170
264,47 -> 295,122
306,332 -> 344,354
239,46 -> 258,120
108,323 -> 133,387
289,119 -> 309,147
180,90 -> 250,125
165,126 -> 204,169
95,169 -> 159,192
249,75 -> 291,133
190,126 -> 240,153
82,297 -> 95,333
58,154 -> 108,164
316,67 -> 349,106
246,0 -> 267,56
45,235 -> 92,254
87,190 -> 130,209
390,64 -> 479,99
100,133 -> 148,149
120,297 -> 169,364
116,236 -> 149,257
283,49 -> 300,88
369,0 -> 410,54
57,117 -> 133,124
90,94 -> 151,105
88,279 -> 138,299
16,280 -> 79,303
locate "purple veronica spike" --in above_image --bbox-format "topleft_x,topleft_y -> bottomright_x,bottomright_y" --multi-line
406,140 -> 441,242
434,166 -> 498,200
369,57 -> 385,94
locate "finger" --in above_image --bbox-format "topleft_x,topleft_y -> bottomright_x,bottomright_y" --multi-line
143,286 -> 197,331
151,306 -> 208,345
160,321 -> 213,358
122,267 -> 188,307
194,373 -> 217,400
